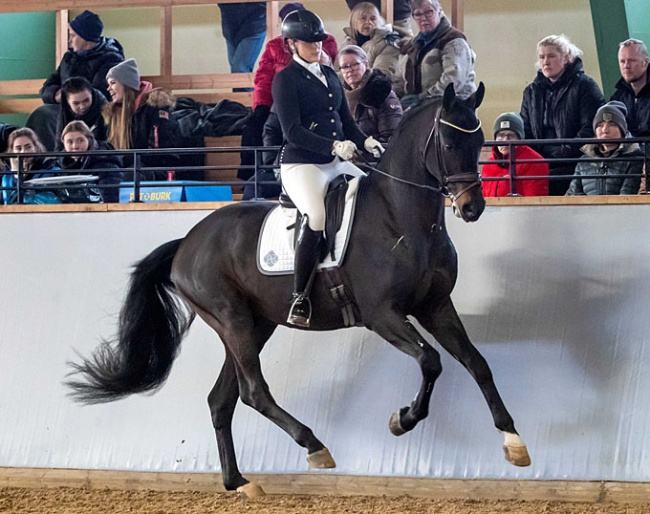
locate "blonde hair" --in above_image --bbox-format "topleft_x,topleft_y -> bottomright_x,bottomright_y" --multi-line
536,34 -> 583,66
61,120 -> 95,147
102,86 -> 138,149
349,2 -> 385,41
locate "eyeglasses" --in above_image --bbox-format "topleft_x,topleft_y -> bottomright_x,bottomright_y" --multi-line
340,62 -> 363,71
413,9 -> 437,20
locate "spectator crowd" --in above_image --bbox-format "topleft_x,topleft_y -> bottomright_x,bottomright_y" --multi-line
1,1 -> 649,204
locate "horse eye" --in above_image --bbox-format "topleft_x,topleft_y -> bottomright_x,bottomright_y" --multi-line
445,144 -> 453,150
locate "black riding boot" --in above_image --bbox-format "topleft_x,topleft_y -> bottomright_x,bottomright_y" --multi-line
287,215 -> 322,327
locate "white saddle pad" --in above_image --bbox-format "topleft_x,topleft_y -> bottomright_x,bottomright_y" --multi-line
257,177 -> 361,275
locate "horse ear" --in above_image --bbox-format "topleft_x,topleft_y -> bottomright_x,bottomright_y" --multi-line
469,82 -> 485,110
442,83 -> 456,111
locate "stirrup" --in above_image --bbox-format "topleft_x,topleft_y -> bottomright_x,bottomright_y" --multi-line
287,295 -> 312,328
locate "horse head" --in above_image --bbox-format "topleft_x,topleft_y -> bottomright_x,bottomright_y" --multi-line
425,82 -> 486,222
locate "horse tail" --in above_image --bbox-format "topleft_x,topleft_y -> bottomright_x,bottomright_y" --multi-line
66,238 -> 195,404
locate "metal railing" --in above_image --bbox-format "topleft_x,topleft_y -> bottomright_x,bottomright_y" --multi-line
481,136 -> 650,196
2,136 -> 650,205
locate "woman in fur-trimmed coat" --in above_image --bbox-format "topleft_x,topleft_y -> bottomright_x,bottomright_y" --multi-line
340,45 -> 403,144
103,58 -> 181,181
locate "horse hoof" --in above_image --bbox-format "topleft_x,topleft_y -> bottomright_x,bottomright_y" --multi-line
307,448 -> 336,469
503,443 -> 531,467
236,482 -> 266,499
389,410 -> 406,436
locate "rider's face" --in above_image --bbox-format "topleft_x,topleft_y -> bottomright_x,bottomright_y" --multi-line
291,40 -> 322,63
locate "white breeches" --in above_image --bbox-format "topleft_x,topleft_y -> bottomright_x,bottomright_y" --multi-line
280,158 -> 366,231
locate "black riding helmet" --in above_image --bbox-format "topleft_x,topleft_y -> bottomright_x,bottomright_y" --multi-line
281,9 -> 328,43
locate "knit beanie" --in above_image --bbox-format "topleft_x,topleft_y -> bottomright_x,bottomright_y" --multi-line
493,112 -> 524,139
593,101 -> 628,134
279,2 -> 305,20
69,10 -> 103,43
106,59 -> 140,92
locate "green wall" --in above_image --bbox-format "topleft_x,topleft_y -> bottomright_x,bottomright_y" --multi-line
0,12 -> 55,124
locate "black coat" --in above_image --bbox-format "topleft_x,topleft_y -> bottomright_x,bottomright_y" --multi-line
127,89 -> 181,180
272,60 -> 367,164
55,87 -> 108,150
218,3 -> 266,43
40,38 -> 125,104
520,58 -> 605,162
611,67 -> 650,137
60,141 -> 124,203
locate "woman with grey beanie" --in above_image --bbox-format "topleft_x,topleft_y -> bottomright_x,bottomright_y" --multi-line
103,58 -> 181,181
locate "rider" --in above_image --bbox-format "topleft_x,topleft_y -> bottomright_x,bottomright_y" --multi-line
272,9 -> 384,328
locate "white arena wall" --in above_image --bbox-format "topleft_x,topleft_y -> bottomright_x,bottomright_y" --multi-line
0,204 -> 649,483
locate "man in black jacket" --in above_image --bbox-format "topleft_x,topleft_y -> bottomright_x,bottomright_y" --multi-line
611,38 -> 650,137
29,10 -> 124,150
40,10 -> 124,104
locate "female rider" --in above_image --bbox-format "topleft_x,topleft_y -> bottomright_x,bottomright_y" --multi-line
272,9 -> 384,328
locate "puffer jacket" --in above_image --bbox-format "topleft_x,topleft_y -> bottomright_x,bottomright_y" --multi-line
399,16 -> 476,100
1,157 -> 61,204
610,67 -> 650,137
343,69 -> 403,144
520,58 -> 605,161
253,35 -> 339,109
566,140 -> 643,196
481,145 -> 549,197
40,37 -> 125,104
112,82 -> 181,181
343,25 -> 405,96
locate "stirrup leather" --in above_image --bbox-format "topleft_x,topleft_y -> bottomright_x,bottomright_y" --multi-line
287,295 -> 312,327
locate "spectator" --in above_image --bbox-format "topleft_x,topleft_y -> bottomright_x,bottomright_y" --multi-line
481,112 -> 549,197
1,128 -> 61,205
41,10 -> 124,104
346,0 -> 413,37
103,59 -> 181,181
243,3 -> 338,181
218,2 -> 267,92
60,120 -> 123,203
29,10 -> 124,150
342,2 -> 405,95
611,38 -> 650,137
399,0 -> 476,109
55,77 -> 108,151
520,34 -> 605,196
566,101 -> 642,196
339,45 -> 403,145
272,9 -> 383,327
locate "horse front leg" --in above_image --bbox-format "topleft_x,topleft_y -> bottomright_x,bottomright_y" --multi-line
417,297 -> 531,467
369,311 -> 443,435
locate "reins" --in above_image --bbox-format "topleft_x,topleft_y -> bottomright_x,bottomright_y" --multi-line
360,105 -> 483,203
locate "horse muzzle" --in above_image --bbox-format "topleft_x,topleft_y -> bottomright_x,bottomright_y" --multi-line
447,173 -> 485,222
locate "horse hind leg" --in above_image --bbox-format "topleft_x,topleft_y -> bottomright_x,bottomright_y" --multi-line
369,311 -> 443,436
192,299 -> 335,496
418,298 -> 531,467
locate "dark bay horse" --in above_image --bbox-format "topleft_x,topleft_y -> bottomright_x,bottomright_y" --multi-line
67,83 -> 530,497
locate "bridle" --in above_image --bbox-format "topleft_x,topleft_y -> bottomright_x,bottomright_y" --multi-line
425,106 -> 483,204
361,105 -> 483,205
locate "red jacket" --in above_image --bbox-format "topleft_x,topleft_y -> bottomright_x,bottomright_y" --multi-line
481,144 -> 549,197
253,34 -> 339,109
